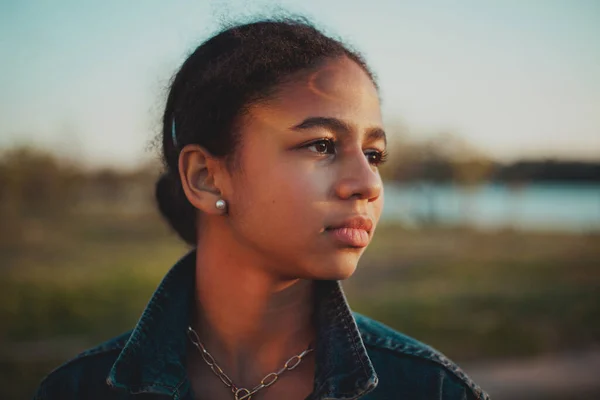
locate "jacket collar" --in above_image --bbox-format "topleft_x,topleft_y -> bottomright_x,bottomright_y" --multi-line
310,279 -> 379,399
107,250 -> 378,399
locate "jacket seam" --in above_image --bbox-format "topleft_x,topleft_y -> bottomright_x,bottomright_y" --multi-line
118,277 -> 168,357
340,300 -> 371,382
336,287 -> 378,398
311,286 -> 374,399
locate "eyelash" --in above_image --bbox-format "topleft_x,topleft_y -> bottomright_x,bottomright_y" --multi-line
302,138 -> 389,166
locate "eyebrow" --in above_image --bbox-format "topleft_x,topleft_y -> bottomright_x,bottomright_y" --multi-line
291,116 -> 387,146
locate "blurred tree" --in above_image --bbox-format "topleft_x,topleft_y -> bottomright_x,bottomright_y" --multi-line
0,147 -> 83,247
429,132 -> 494,227
0,147 -> 82,218
426,132 -> 494,187
378,128 -> 494,227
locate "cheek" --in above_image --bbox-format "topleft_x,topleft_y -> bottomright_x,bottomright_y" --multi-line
244,139 -> 327,203
230,148 -> 331,246
247,160 -> 327,221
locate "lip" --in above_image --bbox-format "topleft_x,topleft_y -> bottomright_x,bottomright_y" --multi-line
326,215 -> 374,233
325,216 -> 373,248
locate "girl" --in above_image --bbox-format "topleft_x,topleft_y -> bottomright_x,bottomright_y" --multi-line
34,18 -> 488,400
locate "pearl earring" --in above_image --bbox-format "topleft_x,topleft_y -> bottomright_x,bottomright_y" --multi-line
215,199 -> 227,211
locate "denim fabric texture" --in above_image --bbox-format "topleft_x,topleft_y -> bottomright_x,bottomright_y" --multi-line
33,250 -> 489,400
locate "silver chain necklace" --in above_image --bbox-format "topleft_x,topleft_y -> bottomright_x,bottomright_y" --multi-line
187,326 -> 314,400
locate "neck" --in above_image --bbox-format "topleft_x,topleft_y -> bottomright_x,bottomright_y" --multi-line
190,223 -> 316,388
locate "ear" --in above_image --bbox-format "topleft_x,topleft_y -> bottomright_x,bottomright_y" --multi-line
178,144 -> 226,215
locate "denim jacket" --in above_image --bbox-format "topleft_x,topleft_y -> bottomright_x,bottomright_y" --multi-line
34,250 -> 489,400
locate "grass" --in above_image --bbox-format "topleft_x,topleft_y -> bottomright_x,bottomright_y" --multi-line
348,225 -> 600,359
1,212 -> 599,399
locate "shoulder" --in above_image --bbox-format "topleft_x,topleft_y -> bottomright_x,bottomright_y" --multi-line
353,312 -> 489,400
33,331 -> 131,399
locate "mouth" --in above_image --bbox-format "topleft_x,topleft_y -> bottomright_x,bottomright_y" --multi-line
325,227 -> 370,248
324,215 -> 373,248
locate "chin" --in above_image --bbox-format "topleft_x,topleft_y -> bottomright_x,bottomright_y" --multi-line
307,251 -> 361,280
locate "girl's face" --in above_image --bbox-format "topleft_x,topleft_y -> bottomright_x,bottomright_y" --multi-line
225,56 -> 385,280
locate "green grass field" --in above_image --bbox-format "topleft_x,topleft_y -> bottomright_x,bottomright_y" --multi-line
1,212 -> 599,399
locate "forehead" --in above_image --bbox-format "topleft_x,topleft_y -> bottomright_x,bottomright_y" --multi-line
248,56 -> 382,130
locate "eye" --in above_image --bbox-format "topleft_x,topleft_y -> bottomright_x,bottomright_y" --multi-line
304,138 -> 336,155
365,149 -> 389,166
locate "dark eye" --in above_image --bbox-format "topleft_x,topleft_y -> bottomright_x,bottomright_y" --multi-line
365,149 -> 389,166
306,139 -> 336,155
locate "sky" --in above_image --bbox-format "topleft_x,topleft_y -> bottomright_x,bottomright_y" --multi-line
1,0 -> 599,167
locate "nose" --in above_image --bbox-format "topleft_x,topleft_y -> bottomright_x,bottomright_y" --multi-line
334,150 -> 383,202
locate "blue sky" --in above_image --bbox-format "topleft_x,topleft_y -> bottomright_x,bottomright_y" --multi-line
1,0 -> 599,166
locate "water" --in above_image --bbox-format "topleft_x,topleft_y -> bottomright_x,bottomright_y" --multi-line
381,182 -> 600,232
